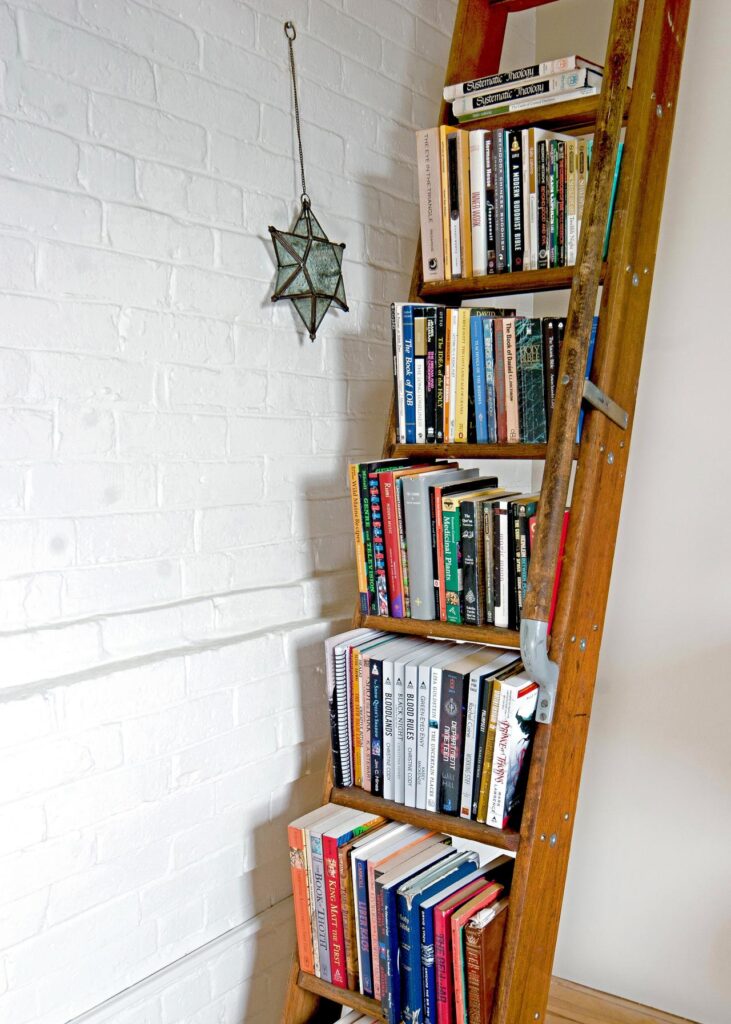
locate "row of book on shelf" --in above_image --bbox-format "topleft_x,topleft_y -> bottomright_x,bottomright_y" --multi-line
289,800 -> 514,1023
349,460 -> 569,628
391,305 -> 599,446
416,117 -> 622,282
325,629 -> 538,830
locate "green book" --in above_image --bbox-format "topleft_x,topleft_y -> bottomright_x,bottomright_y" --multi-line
515,318 -> 547,443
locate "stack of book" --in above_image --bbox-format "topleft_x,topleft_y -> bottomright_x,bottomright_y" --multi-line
416,120 -> 622,281
350,459 -> 570,627
445,55 -> 603,123
288,802 -> 513,1022
325,629 -> 538,829
390,305 -> 595,445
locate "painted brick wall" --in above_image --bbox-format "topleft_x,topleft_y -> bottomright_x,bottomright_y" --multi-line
0,1 -> 465,1022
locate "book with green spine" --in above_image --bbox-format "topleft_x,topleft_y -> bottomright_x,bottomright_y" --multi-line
515,318 -> 547,443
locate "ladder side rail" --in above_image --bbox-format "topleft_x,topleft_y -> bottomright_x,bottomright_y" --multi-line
492,2 -> 691,1022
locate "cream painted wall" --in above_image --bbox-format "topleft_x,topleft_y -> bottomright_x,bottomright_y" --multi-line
534,4 -> 731,1023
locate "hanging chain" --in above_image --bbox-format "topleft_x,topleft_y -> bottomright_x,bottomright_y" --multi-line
284,22 -> 309,207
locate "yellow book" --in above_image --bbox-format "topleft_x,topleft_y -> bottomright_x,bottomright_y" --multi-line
438,125 -> 453,280
352,646 -> 362,788
443,307 -> 453,441
566,138 -> 578,264
456,128 -> 473,278
349,463 -> 368,612
455,308 -> 472,442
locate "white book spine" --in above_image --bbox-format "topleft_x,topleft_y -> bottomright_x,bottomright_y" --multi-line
363,657 -> 372,791
382,658 -> 395,801
452,69 -> 592,115
415,663 -> 431,809
495,508 -> 510,628
426,665 -> 443,812
415,357 -> 426,443
469,130 -> 487,276
455,86 -> 600,123
404,664 -> 419,808
417,127 -> 445,282
486,683 -> 517,828
335,645 -> 352,787
394,304 -> 406,444
394,658 -> 406,804
448,311 -> 459,443
443,56 -> 596,101
459,668 -> 482,818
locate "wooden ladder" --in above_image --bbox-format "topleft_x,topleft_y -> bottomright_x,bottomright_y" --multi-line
281,0 -> 690,1020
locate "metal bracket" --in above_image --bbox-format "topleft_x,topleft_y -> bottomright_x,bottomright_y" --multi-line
582,380 -> 628,429
520,618 -> 559,724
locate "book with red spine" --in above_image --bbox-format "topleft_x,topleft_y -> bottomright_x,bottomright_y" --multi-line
464,897 -> 509,1024
322,812 -> 385,988
288,804 -> 344,976
433,880 -> 492,1024
450,882 -> 504,1024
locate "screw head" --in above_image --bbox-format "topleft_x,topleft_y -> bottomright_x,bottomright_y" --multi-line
608,451 -> 615,464
570,635 -> 576,643
579,638 -> 587,651
561,373 -> 570,385
656,103 -> 663,117
564,812 -> 570,821
632,272 -> 640,286
549,833 -> 558,846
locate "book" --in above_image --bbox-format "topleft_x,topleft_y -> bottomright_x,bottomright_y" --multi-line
414,312 -> 428,444
469,129 -> 488,276
462,896 -> 509,1024
516,317 -> 547,443
289,803 -> 344,976
454,85 -> 601,124
452,68 -> 602,117
450,882 -> 504,1024
417,127 -> 446,282
443,55 -> 602,100
506,130 -> 524,271
486,674 -> 539,829
403,304 -> 417,443
501,318 -> 520,443
426,643 -> 482,813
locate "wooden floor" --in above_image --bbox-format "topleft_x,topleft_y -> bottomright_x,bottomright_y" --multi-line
547,979 -> 698,1024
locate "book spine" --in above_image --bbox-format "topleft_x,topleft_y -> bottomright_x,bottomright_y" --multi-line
426,310 -> 437,443
452,69 -> 589,114
557,141 -> 566,266
469,130 -> 487,276
417,127 -> 445,282
322,834 -> 348,988
487,686 -> 518,828
369,471 -> 389,616
460,499 -> 479,627
566,138 -> 578,265
483,501 -> 495,626
457,130 -> 472,278
483,319 -> 497,444
335,645 -> 352,787
403,477 -> 436,623
464,921 -> 484,1023
434,487 -> 449,621
577,137 -> 588,241
434,908 -> 455,1024
455,309 -> 471,442
549,140 -> 558,267
493,130 -> 507,274
448,310 -> 459,443
460,670 -> 481,818
310,832 -> 331,981
403,304 -> 417,443
527,128 -> 537,270
542,317 -> 558,430
393,304 -> 406,444
516,317 -> 547,444
359,463 -> 377,615
355,856 -> 374,996
415,334 -> 426,444
507,129 -> 523,271
521,129 -> 533,271
502,318 -> 520,443
420,902 -> 437,1024
381,475 -> 405,618
395,476 -> 411,618
441,498 -> 462,626
370,658 -> 384,797
471,676 -> 490,817
416,664 -> 431,809
426,664 -> 443,813
394,657 -> 406,805
512,500 -> 522,628
476,679 -> 502,823
493,319 -> 507,443
443,55 -> 591,99
289,824 -> 314,974
328,652 -> 343,790
382,650 -> 395,802
398,892 -> 422,1024
438,669 -> 465,815
362,655 -> 372,792
435,307 -> 446,443
454,85 -> 599,122
352,649 -> 363,790
518,502 -> 535,613
349,464 -> 369,616
470,314 -> 488,444
537,139 -> 549,269
494,505 -> 510,628
439,127 -> 452,280
484,133 -> 496,274
382,885 -> 403,1024
404,666 -> 418,808
447,133 -> 462,278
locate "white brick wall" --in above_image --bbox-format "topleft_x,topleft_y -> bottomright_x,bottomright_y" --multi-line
0,0 -> 467,1021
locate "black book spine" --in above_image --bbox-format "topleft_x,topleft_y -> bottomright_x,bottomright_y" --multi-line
542,318 -> 558,430
537,141 -> 549,270
557,141 -> 566,267
507,129 -> 524,272
484,133 -> 496,274
438,669 -> 467,815
370,658 -> 384,796
483,501 -> 495,626
329,687 -> 343,787
493,130 -> 507,274
425,309 -> 437,443
513,500 -> 523,627
470,675 -> 491,818
448,135 -> 461,278
492,505 -> 502,626
461,500 -> 479,626
435,307 -> 446,443
518,502 -> 533,615
507,501 -> 518,631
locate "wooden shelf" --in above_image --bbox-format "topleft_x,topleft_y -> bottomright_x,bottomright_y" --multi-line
360,613 -> 521,649
331,786 -> 521,852
392,441 -> 554,460
448,90 -> 631,135
297,971 -> 385,1021
420,262 -> 607,301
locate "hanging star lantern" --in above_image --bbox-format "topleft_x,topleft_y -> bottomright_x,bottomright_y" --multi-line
269,21 -> 348,342
269,198 -> 347,341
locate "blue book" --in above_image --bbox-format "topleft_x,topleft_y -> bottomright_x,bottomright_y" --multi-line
483,319 -> 497,443
576,316 -> 598,442
377,845 -> 452,1024
398,853 -> 479,1024
603,142 -> 624,258
355,855 -> 374,995
470,315 -> 488,443
403,305 -> 416,443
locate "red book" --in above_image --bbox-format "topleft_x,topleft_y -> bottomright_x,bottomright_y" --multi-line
433,879 -> 491,1024
451,882 -> 503,1024
380,473 -> 406,618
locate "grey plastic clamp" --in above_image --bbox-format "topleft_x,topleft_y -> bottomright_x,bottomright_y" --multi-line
520,618 -> 559,725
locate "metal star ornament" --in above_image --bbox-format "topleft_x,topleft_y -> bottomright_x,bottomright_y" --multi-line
269,21 -> 348,342
269,197 -> 347,341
